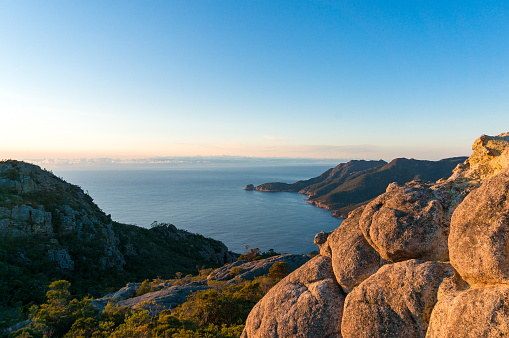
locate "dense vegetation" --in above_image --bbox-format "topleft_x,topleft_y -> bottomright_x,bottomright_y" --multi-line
0,161 -> 236,332
6,262 -> 289,337
255,157 -> 467,217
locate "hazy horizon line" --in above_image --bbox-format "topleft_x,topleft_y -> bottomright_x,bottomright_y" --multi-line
12,156 -> 353,170
4,154 -> 470,170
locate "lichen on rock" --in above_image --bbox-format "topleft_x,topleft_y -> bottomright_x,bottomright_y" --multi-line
451,131 -> 509,181
326,206 -> 387,293
341,260 -> 456,338
359,180 -> 452,262
449,166 -> 509,286
241,255 -> 344,338
427,285 -> 509,338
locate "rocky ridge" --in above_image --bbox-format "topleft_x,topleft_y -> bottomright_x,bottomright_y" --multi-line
248,157 -> 467,218
242,132 -> 509,337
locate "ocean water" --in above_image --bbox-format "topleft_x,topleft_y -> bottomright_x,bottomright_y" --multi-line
55,166 -> 342,254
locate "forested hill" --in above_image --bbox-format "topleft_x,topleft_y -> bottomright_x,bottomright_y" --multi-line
252,157 -> 467,217
0,160 -> 236,312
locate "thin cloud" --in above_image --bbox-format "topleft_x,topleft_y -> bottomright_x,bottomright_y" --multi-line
263,135 -> 285,141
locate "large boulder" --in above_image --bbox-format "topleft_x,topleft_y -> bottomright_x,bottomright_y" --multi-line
359,181 -> 453,262
341,260 -> 455,338
449,167 -> 509,286
427,285 -> 509,337
327,206 -> 387,293
241,255 -> 344,338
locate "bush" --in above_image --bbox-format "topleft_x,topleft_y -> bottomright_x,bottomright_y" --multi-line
238,246 -> 260,261
229,267 -> 243,277
174,288 -> 253,327
7,261 -> 288,337
238,246 -> 281,261
22,280 -> 98,338
136,280 -> 151,297
268,262 -> 289,280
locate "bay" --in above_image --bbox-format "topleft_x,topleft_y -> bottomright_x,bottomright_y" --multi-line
55,165 -> 342,254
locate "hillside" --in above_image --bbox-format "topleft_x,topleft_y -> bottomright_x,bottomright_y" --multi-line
0,160 -> 236,312
252,157 -> 467,217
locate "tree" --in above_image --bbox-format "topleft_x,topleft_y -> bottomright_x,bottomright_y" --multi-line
174,289 -> 247,326
268,262 -> 289,280
24,280 -> 98,338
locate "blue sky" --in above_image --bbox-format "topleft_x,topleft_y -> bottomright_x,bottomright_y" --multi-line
1,1 -> 508,161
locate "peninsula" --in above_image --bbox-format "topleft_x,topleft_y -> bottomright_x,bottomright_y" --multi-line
248,157 -> 467,217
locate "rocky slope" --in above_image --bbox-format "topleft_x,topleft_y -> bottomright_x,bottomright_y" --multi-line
249,157 -> 467,218
0,160 -> 236,310
242,131 -> 509,337
92,253 -> 310,314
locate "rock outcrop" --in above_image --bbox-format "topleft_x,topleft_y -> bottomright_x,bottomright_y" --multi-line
47,248 -> 75,270
341,260 -> 455,338
208,254 -> 310,284
358,179 -> 467,262
0,205 -> 53,236
427,285 -> 509,337
242,131 -> 509,337
116,281 -> 211,313
99,282 -> 141,301
241,256 -> 344,338
313,230 -> 330,256
93,254 -> 311,316
326,206 -> 387,293
451,132 -> 509,181
449,167 -> 509,286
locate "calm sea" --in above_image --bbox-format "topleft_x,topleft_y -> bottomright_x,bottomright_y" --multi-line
55,166 -> 342,254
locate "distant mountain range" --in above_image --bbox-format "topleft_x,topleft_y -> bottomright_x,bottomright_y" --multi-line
249,157 -> 468,217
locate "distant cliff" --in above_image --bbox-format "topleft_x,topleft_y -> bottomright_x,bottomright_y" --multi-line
252,157 -> 467,217
0,160 -> 236,309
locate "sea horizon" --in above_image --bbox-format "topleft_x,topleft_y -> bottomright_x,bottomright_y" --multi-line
54,164 -> 343,254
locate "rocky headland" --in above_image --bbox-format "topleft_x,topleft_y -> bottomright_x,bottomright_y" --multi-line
248,157 -> 467,218
0,160 -> 236,311
241,131 -> 509,337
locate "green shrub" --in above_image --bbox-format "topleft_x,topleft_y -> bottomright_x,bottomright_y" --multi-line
136,280 -> 151,297
268,262 -> 289,280
238,246 -> 260,261
7,265 -> 287,337
229,267 -> 243,277
238,246 -> 281,261
22,280 -> 98,338
174,289 -> 250,327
